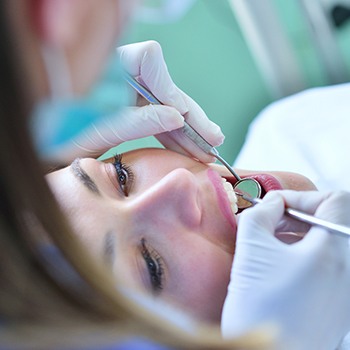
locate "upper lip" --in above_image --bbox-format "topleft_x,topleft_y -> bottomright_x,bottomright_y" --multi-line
247,174 -> 283,192
224,173 -> 283,195
207,169 -> 237,231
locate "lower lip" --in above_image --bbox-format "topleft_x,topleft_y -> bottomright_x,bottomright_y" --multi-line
207,169 -> 237,231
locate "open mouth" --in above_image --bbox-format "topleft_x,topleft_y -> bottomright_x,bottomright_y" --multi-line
222,174 -> 283,212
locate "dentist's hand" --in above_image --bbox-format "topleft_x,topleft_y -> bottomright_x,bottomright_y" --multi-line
221,190 -> 350,350
64,41 -> 224,163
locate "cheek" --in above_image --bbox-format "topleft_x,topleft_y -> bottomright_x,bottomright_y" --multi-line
167,241 -> 233,323
64,206 -> 110,262
277,172 -> 317,191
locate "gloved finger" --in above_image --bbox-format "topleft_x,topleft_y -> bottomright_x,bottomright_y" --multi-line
156,130 -> 216,163
271,190 -> 329,233
274,190 -> 350,234
154,93 -> 224,163
299,224 -> 350,263
134,95 -> 222,161
228,193 -> 288,291
118,41 -> 225,159
276,190 -> 332,214
180,93 -> 225,147
309,191 -> 350,253
315,190 -> 350,225
69,105 -> 184,156
105,105 -> 185,141
117,41 -> 188,113
154,92 -> 224,160
284,191 -> 350,255
237,192 -> 285,242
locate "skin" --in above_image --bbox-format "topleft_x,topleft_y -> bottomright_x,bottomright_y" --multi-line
12,0 -> 316,325
46,148 -> 316,323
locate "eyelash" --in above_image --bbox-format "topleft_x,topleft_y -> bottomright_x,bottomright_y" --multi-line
140,238 -> 164,293
112,154 -> 134,196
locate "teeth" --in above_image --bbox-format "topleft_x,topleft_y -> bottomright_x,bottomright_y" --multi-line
221,178 -> 238,214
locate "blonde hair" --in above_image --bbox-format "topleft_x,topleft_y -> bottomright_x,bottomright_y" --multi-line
0,1 -> 272,349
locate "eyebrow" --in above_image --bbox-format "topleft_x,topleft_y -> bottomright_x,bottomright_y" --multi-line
71,158 -> 101,195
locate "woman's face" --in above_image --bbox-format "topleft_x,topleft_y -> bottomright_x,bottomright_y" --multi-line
46,148 -> 316,323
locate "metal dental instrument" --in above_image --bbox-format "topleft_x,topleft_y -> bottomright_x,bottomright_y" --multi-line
124,72 -> 261,209
236,193 -> 350,236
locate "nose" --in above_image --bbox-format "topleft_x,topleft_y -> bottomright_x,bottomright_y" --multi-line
127,169 -> 202,229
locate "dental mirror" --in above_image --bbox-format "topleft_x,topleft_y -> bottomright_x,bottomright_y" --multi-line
123,72 -> 263,208
213,153 -> 262,209
234,178 -> 262,209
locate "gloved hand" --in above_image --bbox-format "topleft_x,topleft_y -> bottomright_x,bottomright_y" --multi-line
62,41 -> 224,163
221,190 -> 350,350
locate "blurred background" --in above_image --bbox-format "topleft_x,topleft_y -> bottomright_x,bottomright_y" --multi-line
113,0 -> 350,165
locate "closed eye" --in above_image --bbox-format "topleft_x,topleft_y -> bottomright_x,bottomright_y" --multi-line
140,238 -> 164,294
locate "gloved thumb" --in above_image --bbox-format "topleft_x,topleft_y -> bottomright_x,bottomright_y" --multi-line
105,104 -> 185,142
55,105 -> 184,162
71,104 -> 184,150
237,192 -> 285,242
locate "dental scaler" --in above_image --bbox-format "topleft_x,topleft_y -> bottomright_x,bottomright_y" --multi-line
123,73 -> 350,237
124,73 -> 261,209
236,193 -> 350,237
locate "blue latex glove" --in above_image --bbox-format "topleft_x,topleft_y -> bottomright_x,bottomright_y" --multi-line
222,190 -> 350,350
